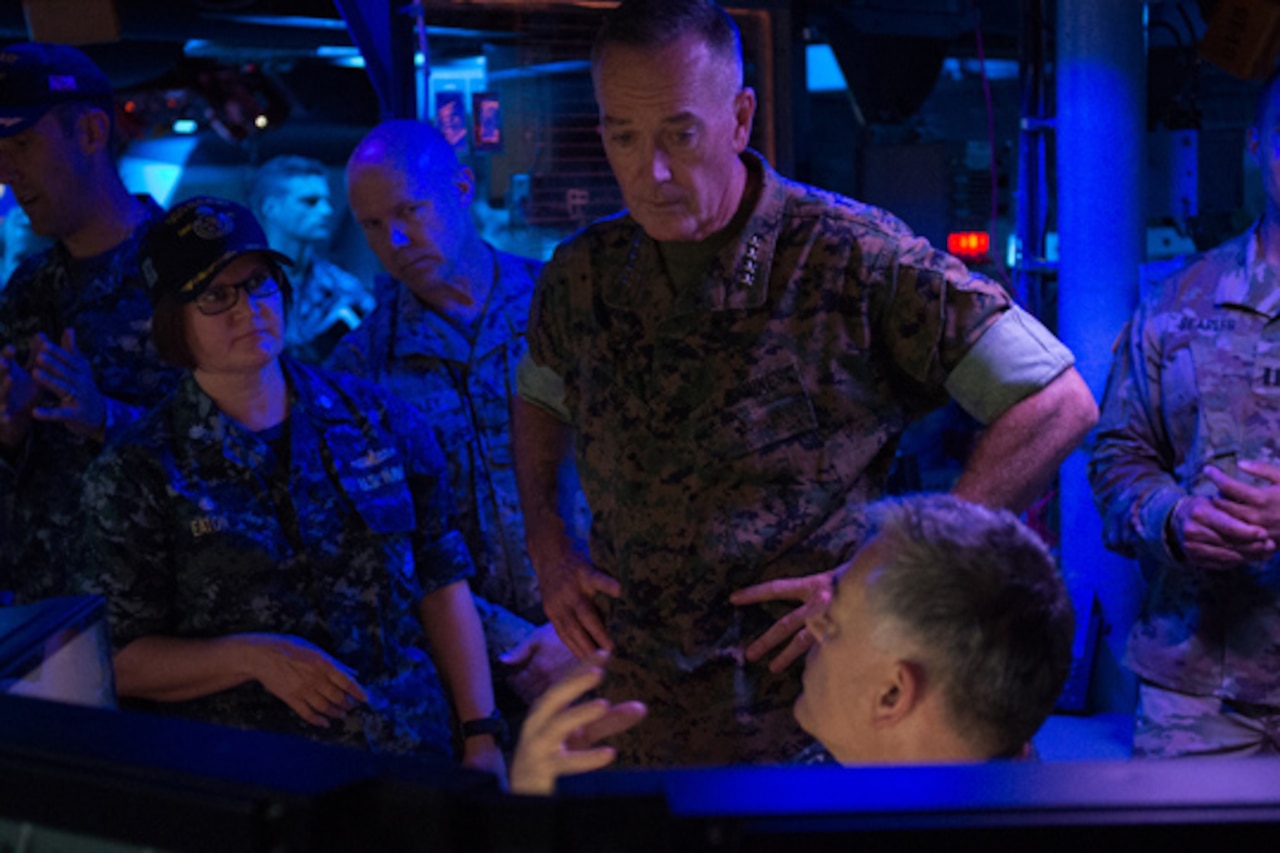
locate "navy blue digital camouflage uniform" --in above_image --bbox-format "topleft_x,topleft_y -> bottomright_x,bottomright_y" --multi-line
0,197 -> 183,603
80,359 -> 474,757
328,249 -> 560,659
526,150 -> 1073,767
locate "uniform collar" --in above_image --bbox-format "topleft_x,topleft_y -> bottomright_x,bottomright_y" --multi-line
175,359 -> 348,469
52,195 -> 163,299
174,372 -> 274,470
390,245 -> 525,362
602,149 -> 784,315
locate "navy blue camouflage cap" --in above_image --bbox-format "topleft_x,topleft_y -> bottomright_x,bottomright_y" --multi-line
139,196 -> 293,303
0,42 -> 113,138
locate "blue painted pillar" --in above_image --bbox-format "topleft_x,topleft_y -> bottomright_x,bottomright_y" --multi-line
1055,0 -> 1146,713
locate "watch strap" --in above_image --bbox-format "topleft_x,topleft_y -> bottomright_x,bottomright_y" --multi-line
460,710 -> 508,746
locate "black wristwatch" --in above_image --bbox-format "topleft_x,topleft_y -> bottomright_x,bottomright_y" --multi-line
460,709 -> 509,748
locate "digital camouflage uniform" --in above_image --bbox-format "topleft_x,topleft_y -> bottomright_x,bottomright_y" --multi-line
327,250 -> 555,660
527,150 -> 1068,767
1090,224 -> 1280,755
79,359 -> 475,758
284,256 -> 375,365
0,197 -> 183,603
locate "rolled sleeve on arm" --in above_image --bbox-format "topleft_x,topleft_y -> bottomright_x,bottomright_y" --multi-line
397,404 -> 477,593
415,527 -> 475,594
945,305 -> 1076,425
516,351 -> 572,423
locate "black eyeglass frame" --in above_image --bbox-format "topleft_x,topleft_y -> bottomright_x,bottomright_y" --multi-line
193,269 -> 281,317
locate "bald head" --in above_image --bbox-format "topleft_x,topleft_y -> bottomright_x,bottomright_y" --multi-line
346,119 -> 460,190
345,119 -> 482,311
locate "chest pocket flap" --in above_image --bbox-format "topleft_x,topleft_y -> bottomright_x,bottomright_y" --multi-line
694,362 -> 819,461
326,427 -> 417,534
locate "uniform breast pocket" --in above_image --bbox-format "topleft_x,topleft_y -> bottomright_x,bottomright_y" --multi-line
329,433 -> 418,535
347,476 -> 417,535
692,363 -> 820,464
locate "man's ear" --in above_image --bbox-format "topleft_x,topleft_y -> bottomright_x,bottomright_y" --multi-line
456,164 -> 477,207
872,660 -> 922,728
260,195 -> 281,222
732,86 -> 756,152
78,107 -> 112,157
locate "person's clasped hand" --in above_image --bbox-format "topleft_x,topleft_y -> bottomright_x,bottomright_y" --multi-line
1170,465 -> 1277,570
31,329 -> 108,439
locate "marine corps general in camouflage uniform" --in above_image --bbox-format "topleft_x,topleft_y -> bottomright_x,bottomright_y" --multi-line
0,198 -> 182,602
328,252 -> 550,657
1090,223 -> 1280,756
82,359 -> 474,757
523,148 -> 1078,766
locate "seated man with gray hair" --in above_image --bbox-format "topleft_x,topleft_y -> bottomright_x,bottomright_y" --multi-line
510,494 -> 1075,793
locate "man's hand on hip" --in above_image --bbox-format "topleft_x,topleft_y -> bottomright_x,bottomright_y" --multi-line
731,570 -> 835,673
531,537 -> 621,659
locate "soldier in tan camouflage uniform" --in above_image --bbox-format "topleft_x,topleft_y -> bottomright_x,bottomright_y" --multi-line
1089,71 -> 1280,758
515,0 -> 1098,767
335,120 -> 578,707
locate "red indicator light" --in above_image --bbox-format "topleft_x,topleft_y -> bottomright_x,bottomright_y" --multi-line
947,231 -> 991,258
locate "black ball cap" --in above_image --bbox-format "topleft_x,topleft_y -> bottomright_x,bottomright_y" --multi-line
0,42 -> 113,138
140,196 -> 292,304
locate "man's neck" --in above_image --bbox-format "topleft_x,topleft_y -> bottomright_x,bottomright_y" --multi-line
1261,213 -> 1280,265
268,229 -> 312,269
194,361 -> 289,432
61,184 -> 145,260
888,707 -> 989,764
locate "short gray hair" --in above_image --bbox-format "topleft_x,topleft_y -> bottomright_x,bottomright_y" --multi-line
590,0 -> 743,88
862,494 -> 1074,757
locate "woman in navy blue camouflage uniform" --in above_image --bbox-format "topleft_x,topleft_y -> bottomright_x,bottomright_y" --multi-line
79,197 -> 505,779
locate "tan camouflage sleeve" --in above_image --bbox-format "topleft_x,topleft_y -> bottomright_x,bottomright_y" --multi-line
945,306 -> 1076,424
1088,304 -> 1186,565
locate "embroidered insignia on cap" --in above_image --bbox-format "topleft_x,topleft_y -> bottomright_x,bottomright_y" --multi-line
191,206 -> 235,241
48,75 -> 77,92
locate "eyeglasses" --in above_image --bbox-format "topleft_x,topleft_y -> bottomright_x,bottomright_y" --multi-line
194,269 -> 281,316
